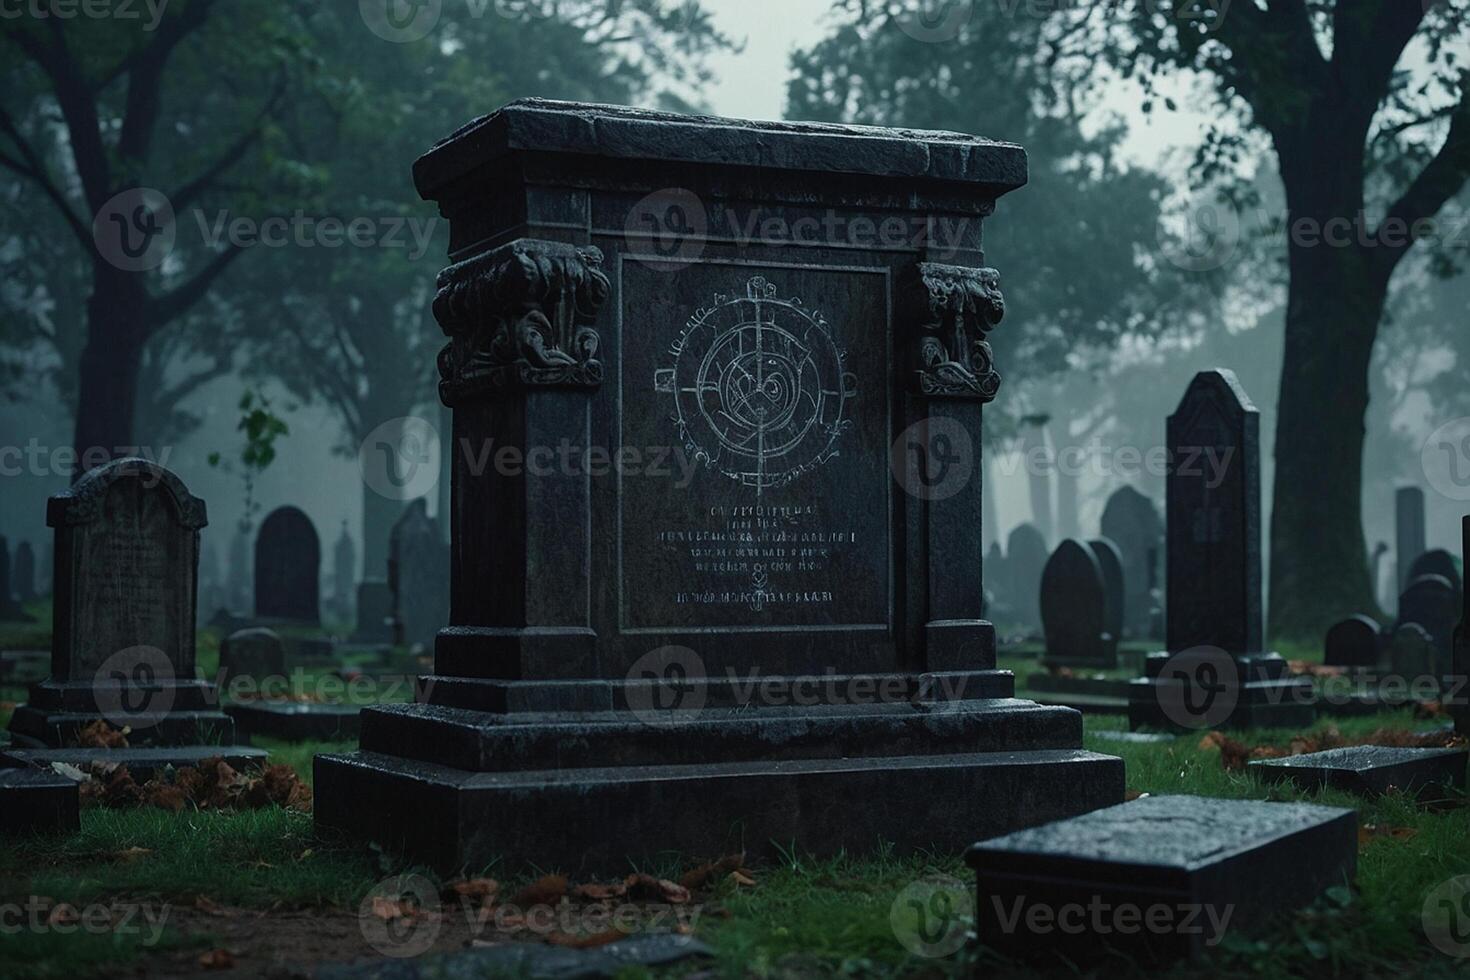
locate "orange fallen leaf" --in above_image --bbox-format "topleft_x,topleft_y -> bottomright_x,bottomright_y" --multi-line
571,882 -> 626,901
512,874 -> 567,906
728,870 -> 756,888
679,854 -> 744,891
198,949 -> 235,970
450,878 -> 500,902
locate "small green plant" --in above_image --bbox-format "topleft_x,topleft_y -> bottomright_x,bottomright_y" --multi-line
207,389 -> 290,534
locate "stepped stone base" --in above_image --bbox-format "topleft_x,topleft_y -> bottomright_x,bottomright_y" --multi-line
2,746 -> 269,781
0,767 -> 79,835
316,670 -> 1125,874
1129,653 -> 1315,732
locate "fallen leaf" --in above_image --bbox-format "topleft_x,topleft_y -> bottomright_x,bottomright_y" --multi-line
451,878 -> 500,904
197,949 -> 235,970
371,895 -> 415,922
727,870 -> 756,888
571,881 -> 626,901
74,720 -> 129,749
547,929 -> 629,949
112,846 -> 152,863
194,896 -> 228,917
512,874 -> 567,906
679,854 -> 744,891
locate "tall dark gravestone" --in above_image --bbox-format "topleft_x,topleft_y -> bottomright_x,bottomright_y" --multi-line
1099,486 -> 1163,638
1129,370 -> 1313,730
1088,538 -> 1125,661
332,521 -> 356,624
253,506 -> 321,624
387,499 -> 449,652
6,459 -> 259,763
1394,574 -> 1458,678
1039,540 -> 1115,669
316,100 -> 1123,872
1396,487 -> 1426,595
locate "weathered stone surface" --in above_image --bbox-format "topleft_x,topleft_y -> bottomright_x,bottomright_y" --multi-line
1006,524 -> 1049,631
1089,538 -> 1125,656
1323,615 -> 1382,669
388,499 -> 449,652
331,521 -> 356,624
219,628 -> 286,686
1396,486 -> 1426,594
1249,745 -> 1468,799
317,934 -> 713,980
1099,486 -> 1163,639
226,702 -> 361,743
2,745 -> 267,782
1407,548 -> 1462,600
966,795 -> 1356,963
8,458 -> 243,750
0,767 -> 79,835
1040,540 -> 1113,669
318,101 -> 1122,871
254,506 -> 320,624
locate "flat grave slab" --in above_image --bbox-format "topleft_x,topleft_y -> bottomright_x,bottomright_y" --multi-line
1249,745 -> 1468,799
2,745 -> 268,782
1088,730 -> 1175,745
966,794 -> 1356,963
0,767 -> 80,835
226,701 -> 362,742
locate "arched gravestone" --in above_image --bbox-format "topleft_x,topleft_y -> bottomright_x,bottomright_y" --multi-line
1099,486 -> 1163,639
1323,614 -> 1382,670
1040,539 -> 1114,668
332,521 -> 357,623
1088,538 -> 1125,660
253,507 -> 320,624
388,500 -> 449,652
1395,574 -> 1457,676
1006,523 -> 1049,631
1406,549 -> 1462,603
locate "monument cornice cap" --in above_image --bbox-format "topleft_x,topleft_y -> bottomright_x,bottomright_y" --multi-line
414,99 -> 1028,201
1172,368 -> 1259,419
47,457 -> 208,529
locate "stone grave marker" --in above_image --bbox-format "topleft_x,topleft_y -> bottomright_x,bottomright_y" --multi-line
966,795 -> 1356,963
1129,370 -> 1313,731
1250,745 -> 1467,800
219,627 -> 287,688
1323,614 -> 1382,670
1088,537 -> 1125,659
1406,548 -> 1462,601
253,506 -> 321,624
315,99 -> 1124,873
0,768 -> 79,835
4,458 -> 265,771
1395,574 -> 1458,676
1006,523 -> 1049,631
13,540 -> 36,603
351,580 -> 395,645
1396,486 -> 1426,594
1039,539 -> 1114,669
1099,485 -> 1163,638
1382,623 -> 1439,688
332,520 -> 357,624
388,499 -> 449,652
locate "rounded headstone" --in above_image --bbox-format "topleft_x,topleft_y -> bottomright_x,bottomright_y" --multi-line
1406,549 -> 1461,600
1040,539 -> 1111,667
254,506 -> 321,624
220,628 -> 287,686
1006,523 -> 1049,631
1087,538 -> 1125,651
1099,486 -> 1163,638
1323,615 -> 1381,669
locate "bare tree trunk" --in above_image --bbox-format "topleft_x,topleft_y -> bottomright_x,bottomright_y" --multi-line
72,270 -> 148,477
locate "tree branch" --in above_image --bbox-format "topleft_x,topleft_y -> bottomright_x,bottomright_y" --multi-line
116,0 -> 220,163
170,78 -> 286,211
1376,73 -> 1470,273
149,244 -> 245,329
0,104 -> 90,246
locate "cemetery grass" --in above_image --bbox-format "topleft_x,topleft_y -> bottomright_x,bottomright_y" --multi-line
0,714 -> 1462,977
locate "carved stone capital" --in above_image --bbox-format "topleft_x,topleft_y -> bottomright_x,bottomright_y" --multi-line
432,239 -> 610,403
904,262 -> 1004,401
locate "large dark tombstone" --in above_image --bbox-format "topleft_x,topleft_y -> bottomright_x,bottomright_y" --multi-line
1129,370 -> 1313,731
1039,540 -> 1115,669
253,506 -> 321,624
316,100 -> 1123,872
1088,538 -> 1125,660
13,540 -> 36,603
387,499 -> 449,652
1323,614 -> 1382,670
351,580 -> 395,645
1394,574 -> 1458,677
1006,523 -> 1049,631
5,458 -> 263,770
0,536 -> 35,622
1396,486 -> 1426,595
1099,486 -> 1163,638
1406,549 -> 1462,602
332,521 -> 357,624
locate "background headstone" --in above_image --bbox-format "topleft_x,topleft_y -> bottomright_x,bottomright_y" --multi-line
1040,539 -> 1114,668
1406,549 -> 1462,603
388,499 -> 449,652
1088,538 -> 1125,660
13,540 -> 36,603
1006,523 -> 1049,632
219,628 -> 287,688
1383,623 -> 1439,683
352,580 -> 395,645
1165,369 -> 1262,655
253,506 -> 321,624
227,524 -> 252,614
1323,614 -> 1382,669
1099,486 -> 1163,639
332,520 -> 357,625
1396,486 -> 1426,595
1395,574 -> 1457,676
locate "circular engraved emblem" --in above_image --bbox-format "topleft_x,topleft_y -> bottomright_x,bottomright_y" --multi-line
655,276 -> 857,494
